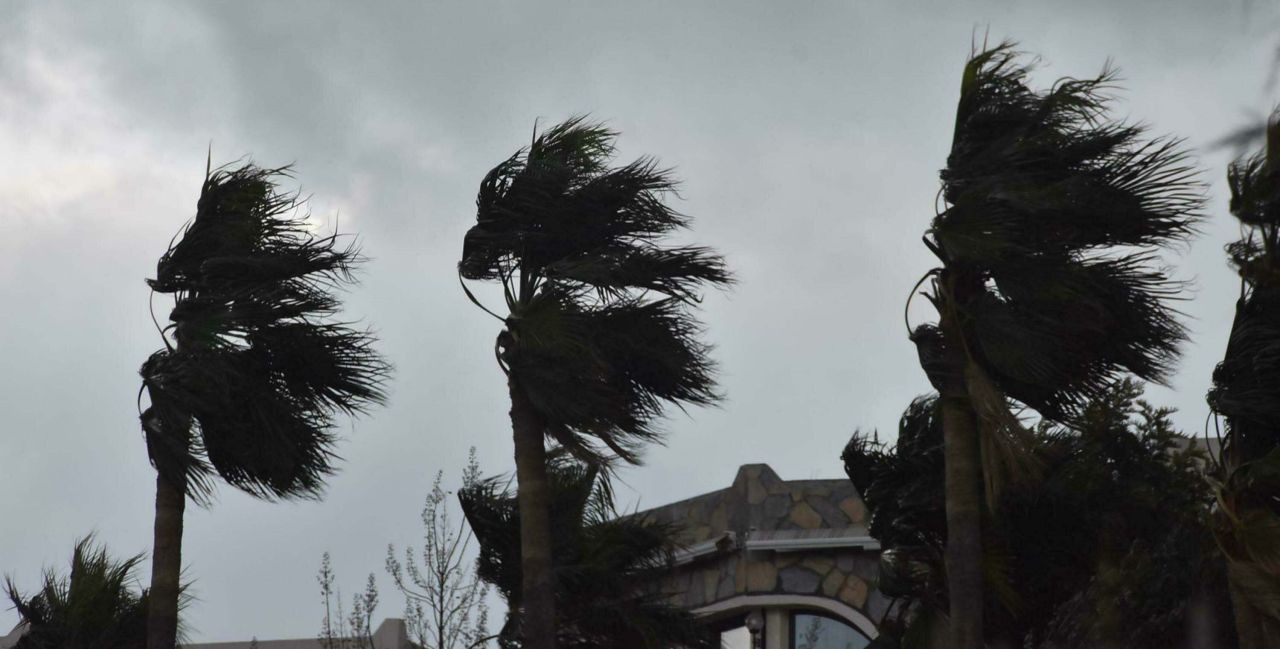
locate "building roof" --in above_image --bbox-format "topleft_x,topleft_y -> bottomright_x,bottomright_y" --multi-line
638,464 -> 877,564
0,618 -> 414,649
184,619 -> 414,649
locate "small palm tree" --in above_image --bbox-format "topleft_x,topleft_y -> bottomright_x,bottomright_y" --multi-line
458,118 -> 730,649
139,162 -> 389,649
459,452 -> 714,649
4,536 -> 177,649
912,44 -> 1201,648
1207,110 -> 1280,649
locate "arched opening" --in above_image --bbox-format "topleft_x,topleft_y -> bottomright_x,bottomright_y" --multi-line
694,594 -> 878,648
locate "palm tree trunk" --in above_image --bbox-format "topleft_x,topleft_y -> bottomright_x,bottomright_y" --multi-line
147,471 -> 185,649
509,376 -> 557,649
939,310 -> 984,649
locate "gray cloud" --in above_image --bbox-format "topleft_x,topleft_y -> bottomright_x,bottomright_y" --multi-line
3,0 -> 1278,641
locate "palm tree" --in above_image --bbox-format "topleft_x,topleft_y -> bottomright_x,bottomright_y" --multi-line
459,451 -> 714,649
1206,110 -> 1280,648
457,117 -> 730,649
4,536 -> 175,649
139,162 -> 389,649
911,44 -> 1202,649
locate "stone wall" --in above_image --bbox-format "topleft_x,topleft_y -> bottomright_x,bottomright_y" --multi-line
640,464 -> 887,625
662,547 -> 879,613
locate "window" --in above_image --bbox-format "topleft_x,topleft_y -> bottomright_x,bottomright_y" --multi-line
791,611 -> 870,649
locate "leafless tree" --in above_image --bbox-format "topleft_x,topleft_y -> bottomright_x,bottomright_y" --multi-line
385,449 -> 492,649
318,552 -> 378,649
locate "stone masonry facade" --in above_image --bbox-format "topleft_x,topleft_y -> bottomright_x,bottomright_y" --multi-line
639,464 -> 887,624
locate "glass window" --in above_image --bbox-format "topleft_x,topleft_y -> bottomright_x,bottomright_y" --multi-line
791,612 -> 870,649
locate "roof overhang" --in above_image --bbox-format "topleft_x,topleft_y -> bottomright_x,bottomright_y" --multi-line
671,529 -> 880,566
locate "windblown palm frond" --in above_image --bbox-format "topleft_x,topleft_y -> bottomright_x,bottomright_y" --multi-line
1207,111 -> 1280,645
459,452 -> 713,649
925,43 -> 1202,424
140,163 -> 389,503
4,536 -> 187,649
1212,113 -> 1280,460
843,396 -> 948,554
459,117 -> 730,466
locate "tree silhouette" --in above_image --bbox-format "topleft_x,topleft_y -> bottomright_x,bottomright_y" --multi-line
385,449 -> 492,649
1207,109 -> 1280,648
458,118 -> 729,649
911,44 -> 1201,649
140,162 -> 388,649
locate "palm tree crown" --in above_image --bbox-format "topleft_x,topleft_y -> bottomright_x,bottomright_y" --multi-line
922,44 -> 1202,426
459,117 -> 731,464
140,162 -> 389,502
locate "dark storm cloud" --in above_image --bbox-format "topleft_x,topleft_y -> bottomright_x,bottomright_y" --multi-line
3,0 -> 1279,641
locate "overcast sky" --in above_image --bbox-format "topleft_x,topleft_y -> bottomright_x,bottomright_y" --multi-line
3,0 -> 1279,642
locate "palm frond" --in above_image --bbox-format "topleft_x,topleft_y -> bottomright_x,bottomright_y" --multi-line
1211,110 -> 1280,466
141,162 -> 389,503
5,536 -> 191,649
506,293 -> 719,465
461,120 -> 729,466
929,43 -> 1202,425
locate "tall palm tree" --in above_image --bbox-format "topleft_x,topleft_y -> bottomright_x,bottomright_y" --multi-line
139,162 -> 389,649
1207,110 -> 1280,648
458,117 -> 730,649
459,451 -> 714,649
911,44 -> 1201,649
4,536 -> 174,649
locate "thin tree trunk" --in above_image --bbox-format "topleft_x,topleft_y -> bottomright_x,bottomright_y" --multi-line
148,471 -> 186,649
939,309 -> 984,649
509,376 -> 557,649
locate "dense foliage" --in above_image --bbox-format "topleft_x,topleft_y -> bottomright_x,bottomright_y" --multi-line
458,453 -> 713,649
4,537 -> 176,649
843,380 -> 1233,648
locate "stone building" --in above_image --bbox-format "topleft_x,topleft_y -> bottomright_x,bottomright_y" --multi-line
639,464 -> 885,648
